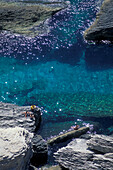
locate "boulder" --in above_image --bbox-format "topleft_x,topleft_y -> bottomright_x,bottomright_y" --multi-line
30,135 -> 48,166
54,134 -> 113,170
0,102 -> 41,132
87,134 -> 113,153
0,127 -> 33,170
54,138 -> 94,170
84,0 -> 113,41
0,0 -> 67,37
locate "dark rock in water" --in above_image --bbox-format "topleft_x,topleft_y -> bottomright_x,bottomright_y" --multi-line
0,102 -> 41,132
0,127 -> 33,170
30,135 -> 48,166
54,134 -> 113,170
0,0 -> 67,37
47,127 -> 89,145
84,0 -> 113,41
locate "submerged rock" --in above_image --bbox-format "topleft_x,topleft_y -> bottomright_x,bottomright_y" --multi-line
84,0 -> 113,41
0,0 -> 67,37
54,134 -> 113,170
0,127 -> 33,170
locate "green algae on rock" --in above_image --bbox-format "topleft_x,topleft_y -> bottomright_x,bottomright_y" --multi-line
0,1 -> 66,37
84,0 -> 113,42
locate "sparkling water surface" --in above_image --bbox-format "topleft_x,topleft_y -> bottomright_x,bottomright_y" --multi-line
0,0 -> 113,137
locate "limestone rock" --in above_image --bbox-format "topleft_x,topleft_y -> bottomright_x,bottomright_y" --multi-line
54,138 -> 94,170
0,102 -> 41,132
87,134 -> 113,153
54,134 -> 113,170
0,0 -> 67,37
0,127 -> 33,170
31,135 -> 48,166
92,154 -> 113,169
84,0 -> 113,41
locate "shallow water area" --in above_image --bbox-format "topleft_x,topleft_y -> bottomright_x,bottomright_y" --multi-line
0,0 -> 113,139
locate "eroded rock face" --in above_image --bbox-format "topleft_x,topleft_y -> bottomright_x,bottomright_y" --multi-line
54,139 -> 94,170
0,127 -> 33,170
0,102 -> 41,132
54,134 -> 113,170
0,0 -> 67,37
87,134 -> 113,153
84,0 -> 113,41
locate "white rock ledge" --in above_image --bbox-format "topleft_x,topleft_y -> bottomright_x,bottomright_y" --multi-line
0,127 -> 33,170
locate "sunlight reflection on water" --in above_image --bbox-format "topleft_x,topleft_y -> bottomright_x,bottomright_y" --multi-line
0,0 -> 113,137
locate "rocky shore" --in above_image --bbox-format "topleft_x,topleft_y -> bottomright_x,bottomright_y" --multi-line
0,102 -> 113,169
0,0 -> 67,37
0,102 -> 48,169
0,102 -> 89,169
54,134 -> 113,170
84,0 -> 113,42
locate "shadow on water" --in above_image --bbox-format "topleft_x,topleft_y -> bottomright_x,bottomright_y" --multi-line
85,44 -> 113,71
13,34 -> 84,66
50,43 -> 83,66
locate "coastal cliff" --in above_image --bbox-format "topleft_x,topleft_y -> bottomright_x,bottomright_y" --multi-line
84,0 -> 113,41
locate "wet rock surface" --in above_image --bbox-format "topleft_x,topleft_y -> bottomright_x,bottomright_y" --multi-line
0,127 -> 33,170
54,134 -> 113,170
0,0 -> 67,37
84,0 -> 113,41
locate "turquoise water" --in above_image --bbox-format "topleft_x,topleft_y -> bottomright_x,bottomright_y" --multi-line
0,0 -> 113,136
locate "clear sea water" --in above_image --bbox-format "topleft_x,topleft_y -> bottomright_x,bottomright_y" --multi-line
0,0 -> 113,138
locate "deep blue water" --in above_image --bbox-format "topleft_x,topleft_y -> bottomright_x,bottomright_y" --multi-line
0,0 -> 113,137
